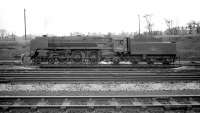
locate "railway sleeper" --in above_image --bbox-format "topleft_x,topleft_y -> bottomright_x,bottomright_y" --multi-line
0,107 -> 200,113
0,96 -> 200,112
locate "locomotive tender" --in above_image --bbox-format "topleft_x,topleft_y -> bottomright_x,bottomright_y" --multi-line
30,35 -> 176,64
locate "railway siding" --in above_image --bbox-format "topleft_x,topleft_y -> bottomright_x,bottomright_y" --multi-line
0,95 -> 200,113
0,64 -> 200,113
1,70 -> 200,82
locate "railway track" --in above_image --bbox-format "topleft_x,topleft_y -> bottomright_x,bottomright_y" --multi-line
1,66 -> 200,72
1,62 -> 200,72
0,70 -> 200,82
0,69 -> 179,74
0,64 -> 199,82
39,64 -> 180,68
1,64 -> 200,113
0,65 -> 180,72
0,95 -> 200,113
0,69 -> 189,73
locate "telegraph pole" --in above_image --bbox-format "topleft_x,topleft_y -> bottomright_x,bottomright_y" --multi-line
24,8 -> 27,40
138,14 -> 141,36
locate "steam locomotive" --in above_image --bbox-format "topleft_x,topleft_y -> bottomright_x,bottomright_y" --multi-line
30,35 -> 176,65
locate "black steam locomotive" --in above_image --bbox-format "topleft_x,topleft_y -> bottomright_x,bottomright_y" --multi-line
30,35 -> 176,65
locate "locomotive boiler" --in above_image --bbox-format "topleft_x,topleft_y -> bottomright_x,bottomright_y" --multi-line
30,35 -> 176,65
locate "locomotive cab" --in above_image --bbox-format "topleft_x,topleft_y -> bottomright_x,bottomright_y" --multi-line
112,37 -> 130,64
113,37 -> 128,53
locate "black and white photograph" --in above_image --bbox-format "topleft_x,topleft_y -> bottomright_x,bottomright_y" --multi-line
0,0 -> 200,112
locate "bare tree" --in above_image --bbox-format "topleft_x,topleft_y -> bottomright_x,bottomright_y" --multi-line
0,29 -> 6,39
187,20 -> 197,34
196,22 -> 200,34
165,19 -> 173,35
143,14 -> 153,35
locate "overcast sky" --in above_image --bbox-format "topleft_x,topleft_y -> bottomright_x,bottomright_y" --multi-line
1,0 -> 200,36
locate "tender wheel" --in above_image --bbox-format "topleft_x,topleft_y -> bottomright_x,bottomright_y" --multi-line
146,58 -> 154,64
162,59 -> 170,65
113,57 -> 120,64
130,58 -> 138,64
71,51 -> 82,63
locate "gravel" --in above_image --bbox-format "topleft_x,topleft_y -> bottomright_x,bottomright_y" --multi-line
0,81 -> 200,92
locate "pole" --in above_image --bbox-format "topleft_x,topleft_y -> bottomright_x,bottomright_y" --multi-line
138,15 -> 141,36
24,8 -> 27,40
